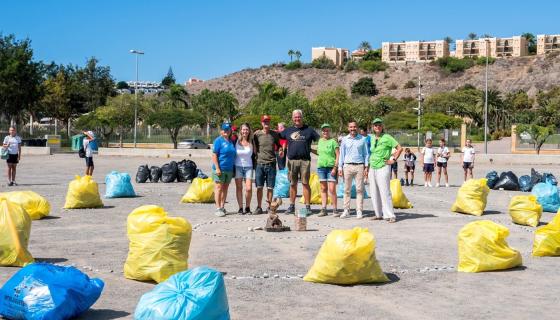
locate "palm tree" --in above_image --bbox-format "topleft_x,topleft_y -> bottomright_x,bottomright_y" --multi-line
444,36 -> 454,51
481,33 -> 492,39
522,32 -> 536,54
358,41 -> 371,51
468,33 -> 477,40
295,50 -> 302,61
288,49 -> 295,62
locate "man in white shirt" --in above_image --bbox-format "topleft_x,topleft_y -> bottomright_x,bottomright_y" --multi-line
83,131 -> 95,176
461,139 -> 476,181
3,126 -> 22,186
435,138 -> 450,187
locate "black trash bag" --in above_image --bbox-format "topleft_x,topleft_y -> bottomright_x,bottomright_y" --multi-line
177,159 -> 198,182
493,171 -> 520,191
519,175 -> 533,192
543,173 -> 558,186
486,171 -> 499,189
136,165 -> 150,183
531,168 -> 543,186
161,161 -> 178,183
150,166 -> 162,183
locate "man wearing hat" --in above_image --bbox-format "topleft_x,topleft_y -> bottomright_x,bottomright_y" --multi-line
368,118 -> 403,223
338,120 -> 369,219
253,115 -> 283,214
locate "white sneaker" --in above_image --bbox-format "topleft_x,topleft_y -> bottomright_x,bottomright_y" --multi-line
445,183 -> 449,187
435,183 -> 440,187
428,183 -> 433,187
215,208 -> 226,217
340,210 -> 350,219
356,211 -> 363,219
424,182 -> 428,187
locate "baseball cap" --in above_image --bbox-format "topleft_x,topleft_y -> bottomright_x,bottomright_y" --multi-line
320,123 -> 331,129
372,118 -> 383,125
261,115 -> 271,122
221,123 -> 232,131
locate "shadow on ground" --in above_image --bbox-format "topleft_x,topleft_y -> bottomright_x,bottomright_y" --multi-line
78,309 -> 130,320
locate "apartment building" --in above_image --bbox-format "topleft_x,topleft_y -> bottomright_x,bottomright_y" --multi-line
381,40 -> 449,63
537,34 -> 560,55
456,36 -> 528,58
311,47 -> 349,67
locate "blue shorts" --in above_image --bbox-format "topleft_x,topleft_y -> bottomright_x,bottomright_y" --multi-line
85,157 -> 94,167
317,167 -> 337,182
255,164 -> 276,189
423,163 -> 434,173
235,166 -> 254,180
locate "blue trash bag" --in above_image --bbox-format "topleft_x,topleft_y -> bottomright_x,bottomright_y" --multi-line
518,175 -> 533,192
0,263 -> 104,320
134,266 -> 230,320
336,181 -> 370,199
486,171 -> 499,189
89,139 -> 98,151
197,169 -> 208,179
532,182 -> 560,212
273,169 -> 289,198
105,171 -> 136,198
543,173 -> 558,186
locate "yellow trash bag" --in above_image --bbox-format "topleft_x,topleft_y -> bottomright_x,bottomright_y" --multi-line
63,175 -> 104,209
0,196 -> 34,267
390,179 -> 413,209
0,191 -> 50,220
509,195 -> 542,227
533,211 -> 560,256
124,205 -> 192,283
181,177 -> 215,203
300,173 -> 332,204
457,220 -> 522,272
304,227 -> 388,284
451,178 -> 489,216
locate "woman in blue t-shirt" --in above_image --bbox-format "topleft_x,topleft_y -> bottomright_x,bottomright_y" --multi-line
212,123 -> 237,217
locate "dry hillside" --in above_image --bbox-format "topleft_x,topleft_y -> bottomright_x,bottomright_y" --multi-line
188,54 -> 560,104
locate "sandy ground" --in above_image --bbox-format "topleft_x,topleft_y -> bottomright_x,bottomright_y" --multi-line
1,154 -> 560,320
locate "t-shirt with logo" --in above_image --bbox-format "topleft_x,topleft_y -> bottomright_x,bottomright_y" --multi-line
212,136 -> 236,171
317,138 -> 338,168
3,135 -> 22,155
436,146 -> 450,163
462,146 -> 475,163
280,125 -> 320,161
421,147 -> 435,164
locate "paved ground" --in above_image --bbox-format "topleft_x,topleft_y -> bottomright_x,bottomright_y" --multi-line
1,154 -> 560,320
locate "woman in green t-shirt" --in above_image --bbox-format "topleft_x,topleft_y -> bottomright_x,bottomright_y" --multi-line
368,118 -> 403,223
316,123 -> 339,217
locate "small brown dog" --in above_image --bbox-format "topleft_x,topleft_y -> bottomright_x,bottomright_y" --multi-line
265,198 -> 289,231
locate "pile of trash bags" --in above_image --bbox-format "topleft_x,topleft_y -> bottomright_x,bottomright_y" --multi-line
533,212 -> 560,256
124,205 -> 192,283
508,195 -> 542,227
0,190 -> 50,220
486,168 -> 558,193
0,263 -> 104,320
390,179 -> 413,209
457,220 -> 522,272
134,267 -> 230,320
451,178 -> 490,216
532,182 -> 560,212
64,175 -> 104,209
336,181 -> 370,199
105,171 -> 136,198
136,160 -> 198,183
304,227 -> 388,284
0,196 -> 34,266
181,177 -> 215,203
300,173 -> 331,204
273,168 -> 290,198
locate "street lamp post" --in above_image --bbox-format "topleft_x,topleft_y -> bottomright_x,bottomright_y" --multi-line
415,76 -> 423,151
484,40 -> 489,154
129,49 -> 144,148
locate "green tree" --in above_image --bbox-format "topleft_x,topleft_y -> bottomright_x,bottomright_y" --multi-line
288,49 -> 294,62
311,87 -> 353,132
159,83 -> 189,108
351,77 -> 378,96
79,57 -> 115,112
116,81 -> 129,89
147,107 -> 203,149
522,32 -> 536,54
444,36 -> 454,51
161,66 -> 176,87
295,50 -> 302,61
468,32 -> 477,40
362,49 -> 382,61
192,89 -> 240,137
311,55 -> 336,69
358,41 -> 372,51
515,124 -> 555,154
359,60 -> 387,72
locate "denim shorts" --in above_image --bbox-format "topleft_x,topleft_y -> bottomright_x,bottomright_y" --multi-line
235,166 -> 254,180
255,164 -> 276,189
317,167 -> 337,182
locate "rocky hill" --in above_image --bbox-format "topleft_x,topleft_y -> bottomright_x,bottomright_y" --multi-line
188,54 -> 560,105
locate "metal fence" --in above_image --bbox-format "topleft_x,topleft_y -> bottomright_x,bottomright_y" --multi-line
104,125 -> 220,145
387,128 -> 461,149
516,132 -> 560,150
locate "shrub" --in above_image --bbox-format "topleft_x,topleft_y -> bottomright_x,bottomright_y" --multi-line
359,60 -> 388,73
436,57 -> 475,73
403,80 -> 416,89
312,56 -> 336,69
362,49 -> 382,61
344,60 -> 359,72
284,60 -> 302,70
351,77 -> 378,97
388,83 -> 398,90
475,56 -> 496,66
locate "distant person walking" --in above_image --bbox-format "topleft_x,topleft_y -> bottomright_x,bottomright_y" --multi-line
234,123 -> 255,215
421,138 -> 436,187
82,131 -> 96,176
3,126 -> 22,186
435,138 -> 450,187
368,118 -> 402,223
212,123 -> 236,217
276,122 -> 288,170
316,123 -> 339,217
461,139 -> 476,181
280,109 -> 320,214
253,115 -> 282,215
403,148 -> 416,186
338,121 -> 369,219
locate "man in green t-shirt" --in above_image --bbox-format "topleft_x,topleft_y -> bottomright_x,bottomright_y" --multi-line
368,118 -> 403,223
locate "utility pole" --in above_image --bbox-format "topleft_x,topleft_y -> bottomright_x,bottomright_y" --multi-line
484,40 -> 489,154
414,76 -> 423,151
129,49 -> 144,148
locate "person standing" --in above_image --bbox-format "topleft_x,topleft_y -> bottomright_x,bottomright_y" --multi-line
316,123 -> 339,217
3,126 -> 22,186
435,138 -> 450,187
234,123 -> 254,215
421,138 -> 436,187
403,148 -> 417,186
212,123 -> 237,217
338,121 -> 369,219
368,118 -> 402,223
82,131 -> 96,176
276,122 -> 287,170
280,109 -> 320,215
461,139 -> 476,181
253,115 -> 282,215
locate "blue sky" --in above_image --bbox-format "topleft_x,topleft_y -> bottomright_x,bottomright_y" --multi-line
1,0 -> 558,83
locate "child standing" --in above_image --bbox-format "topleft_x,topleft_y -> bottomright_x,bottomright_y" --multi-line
83,131 -> 95,176
421,139 -> 435,187
435,138 -> 450,187
461,139 -> 476,181
403,148 -> 416,186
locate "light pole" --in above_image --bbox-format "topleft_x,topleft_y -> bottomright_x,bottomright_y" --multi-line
129,49 -> 144,148
484,40 -> 489,154
414,76 -> 424,151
